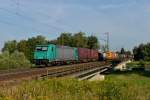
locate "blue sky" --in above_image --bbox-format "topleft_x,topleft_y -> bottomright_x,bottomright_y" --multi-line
0,0 -> 150,51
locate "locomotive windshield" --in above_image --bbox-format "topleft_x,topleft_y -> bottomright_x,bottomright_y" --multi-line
36,46 -> 48,51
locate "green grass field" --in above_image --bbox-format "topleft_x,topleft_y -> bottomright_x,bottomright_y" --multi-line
0,71 -> 150,100
127,61 -> 150,69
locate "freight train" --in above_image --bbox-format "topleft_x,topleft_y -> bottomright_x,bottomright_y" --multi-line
34,44 -> 130,66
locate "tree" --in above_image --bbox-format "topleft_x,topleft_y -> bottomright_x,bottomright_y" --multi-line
2,32 -> 101,63
144,43 -> 150,61
56,33 -> 72,46
48,39 -> 57,45
87,35 -> 100,50
72,32 -> 88,48
2,40 -> 17,54
47,32 -> 100,50
133,43 -> 150,61
126,51 -> 131,55
17,40 -> 28,57
120,48 -> 125,54
10,51 -> 31,68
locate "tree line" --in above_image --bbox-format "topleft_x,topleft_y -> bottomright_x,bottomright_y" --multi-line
48,32 -> 99,49
133,43 -> 150,61
2,32 -> 100,63
116,48 -> 131,55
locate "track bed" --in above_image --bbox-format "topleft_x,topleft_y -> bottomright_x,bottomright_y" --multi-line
0,62 -> 110,85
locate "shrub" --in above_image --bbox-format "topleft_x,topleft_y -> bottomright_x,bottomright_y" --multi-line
0,51 -> 31,70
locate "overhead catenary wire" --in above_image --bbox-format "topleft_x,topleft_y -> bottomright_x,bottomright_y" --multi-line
15,0 -> 20,15
0,8 -> 64,31
1,0 -> 99,34
0,2 -> 68,32
3,0 -> 76,32
21,0 -> 78,31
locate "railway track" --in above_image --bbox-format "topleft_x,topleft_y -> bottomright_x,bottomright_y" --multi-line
46,62 -> 110,77
0,62 -> 110,84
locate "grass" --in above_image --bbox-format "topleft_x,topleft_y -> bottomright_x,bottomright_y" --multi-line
105,70 -> 150,100
106,70 -> 150,86
0,71 -> 150,100
127,61 -> 150,69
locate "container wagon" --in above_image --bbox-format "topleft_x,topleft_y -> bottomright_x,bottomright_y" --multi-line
90,49 -> 99,61
78,48 -> 99,62
78,48 -> 89,62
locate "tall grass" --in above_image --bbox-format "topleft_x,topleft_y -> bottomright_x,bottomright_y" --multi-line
0,79 -> 120,100
0,72 -> 150,100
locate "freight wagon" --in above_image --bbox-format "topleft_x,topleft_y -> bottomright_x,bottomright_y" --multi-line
99,51 -> 130,62
90,49 -> 99,61
77,48 -> 99,62
34,44 -> 78,65
104,52 -> 118,60
78,48 -> 89,62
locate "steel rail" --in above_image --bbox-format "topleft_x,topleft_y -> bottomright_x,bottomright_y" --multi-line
0,62 -> 109,84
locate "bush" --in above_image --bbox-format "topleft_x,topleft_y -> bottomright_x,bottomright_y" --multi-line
0,51 -> 31,70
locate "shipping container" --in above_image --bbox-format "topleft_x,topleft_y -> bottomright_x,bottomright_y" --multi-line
90,49 -> 99,60
78,48 -> 98,61
78,48 -> 89,61
55,45 -> 78,61
87,49 -> 91,59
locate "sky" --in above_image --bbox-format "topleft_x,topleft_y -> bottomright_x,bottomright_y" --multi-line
0,0 -> 150,51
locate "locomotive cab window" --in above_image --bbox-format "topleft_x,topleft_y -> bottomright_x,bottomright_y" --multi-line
36,46 -> 48,51
42,47 -> 48,51
36,47 -> 42,51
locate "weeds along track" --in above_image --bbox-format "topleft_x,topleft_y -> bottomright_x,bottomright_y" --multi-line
0,62 -> 110,83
